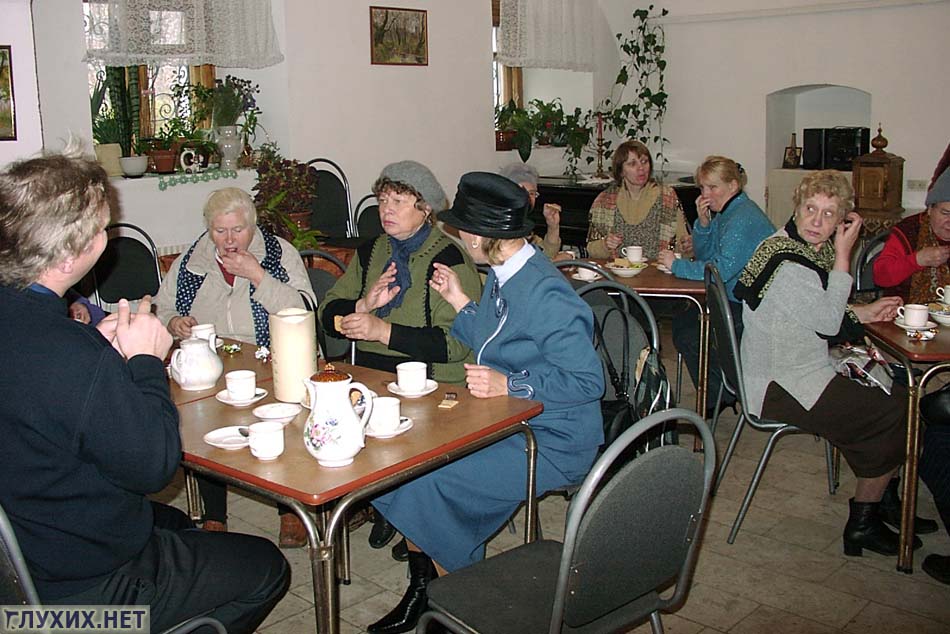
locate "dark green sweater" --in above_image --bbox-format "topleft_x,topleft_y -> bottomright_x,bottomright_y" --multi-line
319,229 -> 482,384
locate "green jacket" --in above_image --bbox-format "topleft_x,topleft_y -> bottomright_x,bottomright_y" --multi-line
319,228 -> 482,384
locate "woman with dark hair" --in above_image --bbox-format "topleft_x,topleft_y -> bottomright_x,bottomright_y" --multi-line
366,172 -> 604,634
586,139 -> 687,260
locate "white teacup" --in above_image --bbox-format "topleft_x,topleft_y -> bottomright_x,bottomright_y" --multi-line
248,421 -> 284,460
575,266 -> 599,281
621,245 -> 644,262
191,323 -> 217,351
368,396 -> 401,434
226,370 -> 256,401
937,286 -> 950,303
898,304 -> 929,328
396,362 -> 427,393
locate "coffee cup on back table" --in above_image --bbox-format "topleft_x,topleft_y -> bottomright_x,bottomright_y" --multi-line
191,323 -> 217,351
897,304 -> 929,328
226,370 -> 256,401
575,266 -> 598,281
621,245 -> 644,262
937,286 -> 950,304
396,362 -> 427,393
368,396 -> 401,434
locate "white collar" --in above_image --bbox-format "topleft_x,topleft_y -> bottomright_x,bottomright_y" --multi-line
492,240 -> 533,287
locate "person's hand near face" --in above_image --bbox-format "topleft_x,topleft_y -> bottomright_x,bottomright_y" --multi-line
218,249 -> 265,285
356,262 -> 400,313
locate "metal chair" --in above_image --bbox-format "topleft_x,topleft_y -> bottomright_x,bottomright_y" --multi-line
0,502 -> 225,634
416,408 -> 716,634
306,158 -> 354,238
297,248 -> 353,363
704,263 -> 838,544
89,222 -> 162,307
852,231 -> 890,299
354,194 -> 383,239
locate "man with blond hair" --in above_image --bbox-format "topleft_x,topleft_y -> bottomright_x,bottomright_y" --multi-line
0,147 -> 289,633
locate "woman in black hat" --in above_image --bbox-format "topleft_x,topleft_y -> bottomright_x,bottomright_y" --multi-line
367,172 -> 604,634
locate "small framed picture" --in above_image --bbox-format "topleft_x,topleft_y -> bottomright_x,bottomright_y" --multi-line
783,146 -> 802,169
370,7 -> 428,66
0,45 -> 16,141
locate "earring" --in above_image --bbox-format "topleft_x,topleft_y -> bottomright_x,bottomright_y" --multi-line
471,240 -> 479,248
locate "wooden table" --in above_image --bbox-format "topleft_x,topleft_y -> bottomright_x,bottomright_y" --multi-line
577,261 -> 709,419
174,348 -> 542,634
865,320 -> 950,572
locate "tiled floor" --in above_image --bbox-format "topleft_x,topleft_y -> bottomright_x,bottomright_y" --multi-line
156,320 -> 950,633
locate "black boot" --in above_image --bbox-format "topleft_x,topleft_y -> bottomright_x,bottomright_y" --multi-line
879,477 -> 939,534
391,537 -> 409,562
843,498 -> 921,557
367,550 -> 437,634
368,511 -> 397,548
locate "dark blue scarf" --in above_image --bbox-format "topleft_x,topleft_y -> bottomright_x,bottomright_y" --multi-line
377,223 -> 431,318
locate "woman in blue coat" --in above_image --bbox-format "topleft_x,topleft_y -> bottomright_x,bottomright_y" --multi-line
368,172 -> 604,634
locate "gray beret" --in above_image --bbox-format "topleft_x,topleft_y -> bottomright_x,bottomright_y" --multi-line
927,169 -> 950,206
379,160 -> 448,212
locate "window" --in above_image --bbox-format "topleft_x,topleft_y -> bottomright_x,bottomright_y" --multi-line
491,2 -> 522,108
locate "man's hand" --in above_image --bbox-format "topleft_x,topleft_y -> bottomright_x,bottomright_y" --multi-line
463,364 -> 508,398
916,246 -> 950,268
355,262 -> 400,313
112,297 -> 173,359
852,296 -> 902,324
168,315 -> 198,339
219,249 -> 266,286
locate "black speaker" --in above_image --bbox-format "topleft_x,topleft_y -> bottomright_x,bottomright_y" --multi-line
824,127 -> 870,171
802,128 -> 825,170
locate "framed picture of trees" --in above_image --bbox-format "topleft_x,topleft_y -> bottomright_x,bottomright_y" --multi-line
370,7 -> 428,66
0,46 -> 16,141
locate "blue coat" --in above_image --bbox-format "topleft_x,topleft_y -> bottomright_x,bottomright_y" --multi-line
373,249 -> 604,571
671,192 -> 774,302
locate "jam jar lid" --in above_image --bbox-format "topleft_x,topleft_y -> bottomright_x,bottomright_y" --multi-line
310,363 -> 350,383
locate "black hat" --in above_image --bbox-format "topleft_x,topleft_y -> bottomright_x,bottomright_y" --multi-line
439,172 -> 534,239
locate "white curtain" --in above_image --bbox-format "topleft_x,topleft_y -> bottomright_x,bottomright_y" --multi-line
497,0 -> 594,72
83,0 -> 284,69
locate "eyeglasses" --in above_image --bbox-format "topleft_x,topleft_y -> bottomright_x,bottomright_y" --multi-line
525,190 -> 540,200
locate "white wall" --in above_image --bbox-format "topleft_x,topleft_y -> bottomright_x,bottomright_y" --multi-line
597,0 -> 950,209
0,0 -> 42,166
522,68 -> 593,114
282,1 -> 497,203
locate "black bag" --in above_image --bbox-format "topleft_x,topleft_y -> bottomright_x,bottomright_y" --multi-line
922,382 -> 950,426
591,302 -> 674,451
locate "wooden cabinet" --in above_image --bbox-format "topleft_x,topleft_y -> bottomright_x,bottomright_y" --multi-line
852,129 -> 905,235
534,174 -> 700,253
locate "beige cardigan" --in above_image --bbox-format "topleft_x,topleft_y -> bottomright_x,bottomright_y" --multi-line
155,228 -> 315,344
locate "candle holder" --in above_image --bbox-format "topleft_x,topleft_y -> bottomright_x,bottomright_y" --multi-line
593,112 -> 608,179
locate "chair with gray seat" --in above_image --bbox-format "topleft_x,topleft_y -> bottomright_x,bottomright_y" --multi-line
306,158 -> 355,239
0,502 -> 225,634
297,248 -> 352,362
705,263 -> 839,545
415,408 -> 715,634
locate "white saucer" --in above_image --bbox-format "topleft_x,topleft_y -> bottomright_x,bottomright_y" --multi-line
571,273 -> 602,282
894,317 -> 938,332
252,402 -> 302,425
366,417 -> 413,439
657,264 -> 673,274
215,387 -> 268,407
203,426 -> 249,450
387,379 -> 438,398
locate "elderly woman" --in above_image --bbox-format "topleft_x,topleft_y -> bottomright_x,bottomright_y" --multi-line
734,170 -> 928,557
319,161 -> 481,383
499,162 -> 573,261
366,172 -> 604,634
873,168 -> 950,303
155,186 -> 315,546
586,139 -> 687,260
658,156 -> 774,416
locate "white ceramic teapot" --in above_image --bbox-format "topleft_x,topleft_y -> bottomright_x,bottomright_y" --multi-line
170,337 -> 224,391
303,365 -> 374,467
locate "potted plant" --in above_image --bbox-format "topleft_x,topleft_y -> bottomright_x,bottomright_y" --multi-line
119,138 -> 150,178
143,126 -> 179,174
92,108 -> 125,177
194,75 -> 261,170
528,98 -> 564,146
494,100 -> 535,162
560,108 -> 593,176
253,154 -> 321,246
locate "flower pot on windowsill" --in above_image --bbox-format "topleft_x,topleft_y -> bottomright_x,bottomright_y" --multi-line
119,156 -> 149,178
94,143 -> 123,177
495,130 -> 516,152
148,149 -> 178,174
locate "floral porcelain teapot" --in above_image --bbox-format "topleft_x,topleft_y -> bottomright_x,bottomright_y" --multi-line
169,337 -> 224,391
303,365 -> 374,467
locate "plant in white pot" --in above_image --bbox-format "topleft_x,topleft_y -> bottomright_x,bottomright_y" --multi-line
119,139 -> 150,178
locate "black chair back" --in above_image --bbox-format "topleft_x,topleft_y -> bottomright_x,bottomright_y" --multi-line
0,503 -> 38,605
704,264 -> 747,409
355,194 -> 383,239
853,231 -> 889,298
556,409 -> 715,629
307,158 -> 353,239
298,249 -> 351,361
91,223 -> 162,306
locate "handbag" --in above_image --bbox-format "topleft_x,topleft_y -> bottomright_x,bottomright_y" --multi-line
828,341 -> 893,395
921,383 -> 950,426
